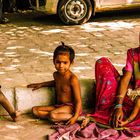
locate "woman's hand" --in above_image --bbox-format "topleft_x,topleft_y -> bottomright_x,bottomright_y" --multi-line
118,119 -> 128,127
112,107 -> 124,128
27,83 -> 42,91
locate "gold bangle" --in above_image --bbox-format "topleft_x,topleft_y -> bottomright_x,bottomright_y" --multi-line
116,95 -> 124,98
127,119 -> 132,123
114,104 -> 122,109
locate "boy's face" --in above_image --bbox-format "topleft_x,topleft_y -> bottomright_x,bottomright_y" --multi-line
54,53 -> 71,74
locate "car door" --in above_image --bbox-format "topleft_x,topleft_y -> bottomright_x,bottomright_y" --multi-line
130,0 -> 140,4
100,0 -> 126,6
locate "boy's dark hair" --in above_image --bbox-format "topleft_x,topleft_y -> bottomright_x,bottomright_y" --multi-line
53,42 -> 75,63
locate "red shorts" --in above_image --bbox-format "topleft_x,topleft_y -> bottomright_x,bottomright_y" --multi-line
55,103 -> 82,115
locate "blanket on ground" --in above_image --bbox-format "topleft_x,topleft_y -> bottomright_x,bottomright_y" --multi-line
48,123 -> 140,140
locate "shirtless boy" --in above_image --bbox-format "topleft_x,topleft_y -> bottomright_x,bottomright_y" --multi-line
27,42 -> 82,125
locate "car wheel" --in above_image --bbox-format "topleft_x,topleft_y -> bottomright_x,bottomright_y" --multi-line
58,0 -> 92,25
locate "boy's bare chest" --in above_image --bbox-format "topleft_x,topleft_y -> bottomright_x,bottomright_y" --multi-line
56,80 -> 71,92
54,75 -> 73,102
55,77 -> 71,93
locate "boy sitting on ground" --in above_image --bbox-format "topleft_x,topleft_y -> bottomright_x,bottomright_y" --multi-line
27,42 -> 82,125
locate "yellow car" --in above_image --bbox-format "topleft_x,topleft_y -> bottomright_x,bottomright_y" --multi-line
29,0 -> 140,25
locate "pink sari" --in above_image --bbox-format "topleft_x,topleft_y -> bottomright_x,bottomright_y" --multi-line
90,57 -> 140,131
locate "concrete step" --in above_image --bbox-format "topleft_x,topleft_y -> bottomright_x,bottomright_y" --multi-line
0,79 -> 96,115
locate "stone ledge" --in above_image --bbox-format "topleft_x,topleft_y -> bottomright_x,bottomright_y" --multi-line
15,86 -> 55,114
0,79 -> 96,115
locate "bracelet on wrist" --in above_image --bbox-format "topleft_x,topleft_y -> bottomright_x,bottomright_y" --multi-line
114,104 -> 122,109
116,95 -> 124,98
127,119 -> 132,123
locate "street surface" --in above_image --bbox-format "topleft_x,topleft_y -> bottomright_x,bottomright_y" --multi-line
0,9 -> 140,140
0,9 -> 140,88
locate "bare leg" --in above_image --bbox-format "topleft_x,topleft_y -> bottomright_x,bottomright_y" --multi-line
32,105 -> 73,123
0,90 -> 19,121
49,105 -> 73,123
32,105 -> 56,119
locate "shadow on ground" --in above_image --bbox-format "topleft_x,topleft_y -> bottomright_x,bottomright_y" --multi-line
6,11 -> 63,26
89,8 -> 140,22
0,114 -> 55,140
5,8 -> 140,27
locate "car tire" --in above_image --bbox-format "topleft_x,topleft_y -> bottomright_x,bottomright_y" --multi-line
58,0 -> 93,25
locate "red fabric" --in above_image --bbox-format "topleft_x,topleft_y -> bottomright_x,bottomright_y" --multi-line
48,123 -> 140,140
91,57 -> 140,130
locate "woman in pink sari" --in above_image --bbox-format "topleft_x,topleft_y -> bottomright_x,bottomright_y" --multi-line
83,52 -> 140,130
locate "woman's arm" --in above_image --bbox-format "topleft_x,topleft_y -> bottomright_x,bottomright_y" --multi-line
117,71 -> 132,103
112,71 -> 132,128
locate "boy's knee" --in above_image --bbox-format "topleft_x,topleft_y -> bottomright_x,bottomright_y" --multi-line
32,107 -> 39,117
49,112 -> 57,122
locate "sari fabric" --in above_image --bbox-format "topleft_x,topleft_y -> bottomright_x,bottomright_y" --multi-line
125,47 -> 140,88
90,57 -> 120,125
90,57 -> 140,130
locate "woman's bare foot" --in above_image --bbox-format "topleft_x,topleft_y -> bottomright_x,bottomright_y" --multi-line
81,117 -> 90,128
12,111 -> 21,122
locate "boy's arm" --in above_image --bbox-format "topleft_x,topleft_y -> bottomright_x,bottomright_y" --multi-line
66,76 -> 82,125
27,72 -> 56,90
27,80 -> 55,91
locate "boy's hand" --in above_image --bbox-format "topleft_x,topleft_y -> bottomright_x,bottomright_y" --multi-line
66,116 -> 77,125
27,83 -> 41,91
